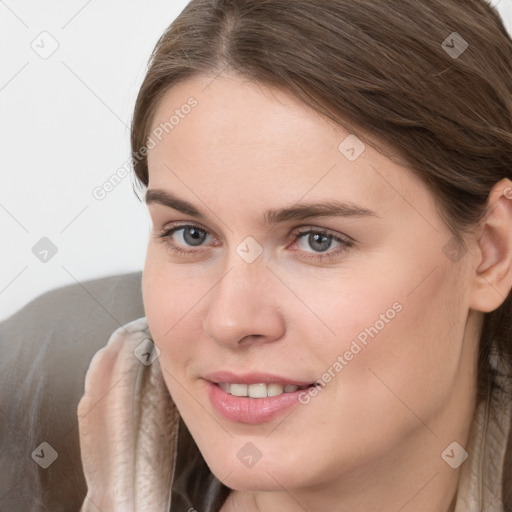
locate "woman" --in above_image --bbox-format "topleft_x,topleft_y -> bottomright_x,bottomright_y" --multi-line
77,0 -> 512,510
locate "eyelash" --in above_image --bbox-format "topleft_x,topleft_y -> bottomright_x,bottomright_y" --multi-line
156,223 -> 355,262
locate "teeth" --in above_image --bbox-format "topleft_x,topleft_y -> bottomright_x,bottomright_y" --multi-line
267,383 -> 284,397
230,384 -> 248,397
218,382 -> 305,398
218,382 -> 230,393
248,383 -> 267,398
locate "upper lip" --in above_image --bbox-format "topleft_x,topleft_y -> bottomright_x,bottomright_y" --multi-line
203,371 -> 314,387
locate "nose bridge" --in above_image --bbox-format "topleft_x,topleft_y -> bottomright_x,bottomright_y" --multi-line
203,253 -> 284,347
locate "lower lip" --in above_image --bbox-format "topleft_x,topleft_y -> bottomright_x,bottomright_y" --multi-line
206,381 -> 307,424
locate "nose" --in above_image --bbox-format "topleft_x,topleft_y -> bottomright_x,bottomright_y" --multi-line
203,259 -> 286,349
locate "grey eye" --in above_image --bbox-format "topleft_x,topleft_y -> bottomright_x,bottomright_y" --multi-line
181,227 -> 208,246
306,233 -> 333,252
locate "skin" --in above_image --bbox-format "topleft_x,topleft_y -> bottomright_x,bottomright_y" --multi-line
142,73 -> 512,512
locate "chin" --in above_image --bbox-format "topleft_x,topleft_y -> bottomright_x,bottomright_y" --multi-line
201,441 -> 318,492
212,462 -> 299,492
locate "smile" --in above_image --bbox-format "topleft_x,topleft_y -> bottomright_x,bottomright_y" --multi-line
218,382 -> 310,398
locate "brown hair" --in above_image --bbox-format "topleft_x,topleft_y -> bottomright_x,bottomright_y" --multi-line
131,0 -> 512,402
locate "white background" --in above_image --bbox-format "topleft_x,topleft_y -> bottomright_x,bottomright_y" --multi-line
0,0 -> 511,321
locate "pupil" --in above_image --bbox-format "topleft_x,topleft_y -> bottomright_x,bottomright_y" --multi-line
184,228 -> 206,246
309,233 -> 331,252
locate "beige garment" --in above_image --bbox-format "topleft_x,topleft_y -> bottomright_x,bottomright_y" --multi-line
77,317 -> 511,511
454,352 -> 512,512
78,317 -> 177,511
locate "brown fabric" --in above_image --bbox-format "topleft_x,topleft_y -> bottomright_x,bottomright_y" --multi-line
0,272 -> 145,511
504,434 -> 512,509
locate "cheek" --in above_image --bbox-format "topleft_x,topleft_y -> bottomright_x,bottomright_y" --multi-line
143,253 -> 172,339
142,249 -> 183,352
143,245 -> 189,330
317,253 -> 466,419
142,247 -> 208,374
142,262 -> 200,412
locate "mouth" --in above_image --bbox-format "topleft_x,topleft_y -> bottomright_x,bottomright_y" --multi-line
217,382 -> 312,398
203,373 -> 319,424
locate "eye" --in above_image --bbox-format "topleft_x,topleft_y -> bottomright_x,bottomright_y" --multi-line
290,228 -> 354,261
156,224 -> 217,255
173,226 -> 209,246
156,223 -> 354,261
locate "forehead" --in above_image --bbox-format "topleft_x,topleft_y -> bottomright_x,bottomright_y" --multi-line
149,74 -> 343,164
146,74 -> 436,226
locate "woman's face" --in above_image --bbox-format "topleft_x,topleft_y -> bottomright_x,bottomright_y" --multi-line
143,74 -> 479,501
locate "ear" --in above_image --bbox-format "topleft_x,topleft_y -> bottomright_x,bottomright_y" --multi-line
469,179 -> 512,313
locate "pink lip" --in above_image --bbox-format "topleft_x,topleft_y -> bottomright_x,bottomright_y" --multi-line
203,371 -> 313,387
203,371 -> 315,425
206,381 -> 309,424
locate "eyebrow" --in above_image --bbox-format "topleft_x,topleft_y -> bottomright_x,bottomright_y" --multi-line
145,189 -> 378,225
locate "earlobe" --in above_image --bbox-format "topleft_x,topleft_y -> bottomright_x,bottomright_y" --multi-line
469,179 -> 512,313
